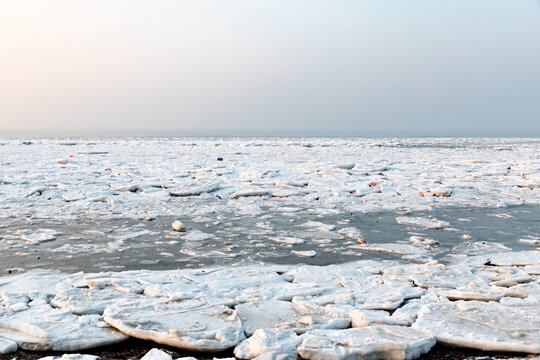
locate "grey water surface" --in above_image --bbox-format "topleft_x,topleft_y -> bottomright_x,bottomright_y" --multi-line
1,204 -> 538,274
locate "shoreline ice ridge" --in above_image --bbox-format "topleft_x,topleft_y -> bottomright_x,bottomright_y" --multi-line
0,250 -> 538,358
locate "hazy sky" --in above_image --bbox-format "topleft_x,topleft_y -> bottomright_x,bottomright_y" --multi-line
1,1 -> 539,137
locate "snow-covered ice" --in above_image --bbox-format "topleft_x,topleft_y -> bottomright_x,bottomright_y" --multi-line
413,300 -> 540,353
103,298 -> 245,352
234,328 -> 301,359
1,137 -> 540,358
140,348 -> 173,360
0,337 -> 17,354
0,249 -> 537,357
38,355 -> 99,360
297,325 -> 436,360
0,303 -> 128,351
0,137 -> 538,223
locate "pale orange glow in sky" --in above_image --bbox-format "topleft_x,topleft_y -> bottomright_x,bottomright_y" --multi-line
1,1 -> 540,136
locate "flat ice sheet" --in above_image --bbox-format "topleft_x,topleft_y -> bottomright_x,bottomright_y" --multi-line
413,300 -> 540,353
297,325 -> 436,360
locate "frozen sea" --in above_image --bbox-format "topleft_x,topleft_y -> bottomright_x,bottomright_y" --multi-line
0,137 -> 539,359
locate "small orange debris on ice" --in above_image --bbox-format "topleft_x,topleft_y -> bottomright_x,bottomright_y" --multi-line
419,192 -> 425,197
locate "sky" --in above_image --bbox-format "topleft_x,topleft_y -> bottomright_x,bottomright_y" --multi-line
1,1 -> 539,137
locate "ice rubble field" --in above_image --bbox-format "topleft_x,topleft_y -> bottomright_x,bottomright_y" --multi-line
1,137 -> 539,221
0,255 -> 539,359
0,137 -> 539,359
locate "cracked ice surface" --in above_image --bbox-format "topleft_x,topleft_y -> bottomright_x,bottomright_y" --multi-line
1,137 -> 539,222
413,300 -> 540,353
1,137 -> 540,359
0,251 -> 538,358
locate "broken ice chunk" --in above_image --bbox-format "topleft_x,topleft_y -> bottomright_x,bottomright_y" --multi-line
103,298 -> 245,352
297,325 -> 435,360
395,216 -> 449,229
234,328 -> 301,360
413,300 -> 540,353
0,304 -> 127,351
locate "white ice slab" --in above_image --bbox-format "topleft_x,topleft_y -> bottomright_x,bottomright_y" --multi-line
38,355 -> 100,360
234,328 -> 301,360
103,299 -> 245,352
169,182 -> 221,196
51,287 -> 140,315
140,348 -> 173,360
1,137 -> 539,223
21,232 -> 56,244
232,189 -> 269,199
0,337 -> 17,354
0,304 -> 127,351
395,216 -> 449,229
0,270 -> 68,297
350,309 -> 408,327
236,300 -> 349,336
297,325 -> 435,360
413,300 -> 540,353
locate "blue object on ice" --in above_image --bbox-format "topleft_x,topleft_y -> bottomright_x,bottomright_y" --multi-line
217,157 -> 223,161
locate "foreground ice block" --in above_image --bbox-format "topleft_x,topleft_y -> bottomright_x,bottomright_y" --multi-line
51,287 -> 140,315
234,328 -> 301,359
412,300 -> 540,353
0,304 -> 128,351
103,299 -> 245,352
297,325 -> 436,360
140,348 -> 173,360
236,300 -> 349,336
0,337 -> 17,354
38,355 -> 100,360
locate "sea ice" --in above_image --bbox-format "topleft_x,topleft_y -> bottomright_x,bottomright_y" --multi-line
232,189 -> 269,199
172,220 -> 186,232
484,251 -> 540,266
297,325 -> 436,360
103,299 -> 245,352
268,237 -> 305,245
349,309 -> 408,327
140,348 -> 173,360
236,300 -> 349,337
169,182 -> 221,196
0,304 -> 128,351
291,250 -> 316,258
0,337 -> 17,354
413,300 -> 540,353
51,287 -> 140,315
234,328 -> 301,360
21,232 -> 57,244
395,216 -> 449,229
38,355 -> 100,360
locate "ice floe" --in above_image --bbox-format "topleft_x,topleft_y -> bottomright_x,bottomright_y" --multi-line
0,337 -> 17,354
297,326 -> 436,360
140,348 -> 173,360
0,303 -> 128,351
413,300 -> 540,353
234,328 -> 301,359
103,298 -> 245,352
0,249 -> 539,357
0,137 -> 538,224
395,216 -> 450,229
38,355 -> 99,360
